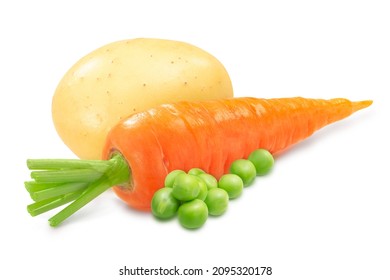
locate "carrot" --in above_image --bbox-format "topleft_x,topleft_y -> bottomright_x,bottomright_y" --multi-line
25,97 -> 372,226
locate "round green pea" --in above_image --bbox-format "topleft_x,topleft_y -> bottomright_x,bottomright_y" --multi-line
172,173 -> 200,201
229,159 -> 257,187
188,167 -> 206,176
164,170 -> 186,188
178,199 -> 208,229
205,188 -> 229,216
198,173 -> 218,189
248,149 -> 274,175
218,174 -> 243,199
151,188 -> 180,219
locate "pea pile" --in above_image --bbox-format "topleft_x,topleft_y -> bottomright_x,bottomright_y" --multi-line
151,149 -> 274,229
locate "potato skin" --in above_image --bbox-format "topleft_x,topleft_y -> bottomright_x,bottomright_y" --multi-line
52,38 -> 233,159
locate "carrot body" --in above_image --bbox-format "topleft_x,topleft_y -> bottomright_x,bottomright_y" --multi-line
103,97 -> 372,211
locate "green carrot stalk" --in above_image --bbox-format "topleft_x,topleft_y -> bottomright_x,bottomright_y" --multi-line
30,182 -> 88,202
25,153 -> 130,226
27,191 -> 85,216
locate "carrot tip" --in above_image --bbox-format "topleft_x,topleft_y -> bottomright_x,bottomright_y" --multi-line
352,100 -> 373,113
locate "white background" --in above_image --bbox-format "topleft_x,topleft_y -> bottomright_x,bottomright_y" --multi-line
1,1 -> 389,279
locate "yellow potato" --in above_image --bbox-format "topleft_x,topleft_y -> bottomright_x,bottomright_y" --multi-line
52,38 -> 233,159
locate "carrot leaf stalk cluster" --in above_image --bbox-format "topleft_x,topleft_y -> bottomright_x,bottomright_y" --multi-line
25,153 -> 130,227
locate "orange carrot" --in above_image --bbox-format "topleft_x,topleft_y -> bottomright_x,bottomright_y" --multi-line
25,97 -> 372,226
104,97 -> 372,211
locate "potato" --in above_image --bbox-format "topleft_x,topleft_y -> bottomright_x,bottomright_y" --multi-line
52,38 -> 233,159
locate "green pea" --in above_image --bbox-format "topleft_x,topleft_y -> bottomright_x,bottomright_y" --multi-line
188,167 -> 206,176
164,169 -> 186,188
178,199 -> 208,229
151,188 -> 180,219
198,173 -> 218,189
248,149 -> 274,175
205,188 -> 229,216
229,159 -> 257,187
172,173 -> 200,201
218,174 -> 243,199
195,177 -> 208,201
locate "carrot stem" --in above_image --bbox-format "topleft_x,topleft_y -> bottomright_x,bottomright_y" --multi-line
25,153 -> 131,226
30,182 -> 88,202
27,158 -> 112,172
25,181 -> 59,193
30,169 -> 103,183
27,190 -> 85,216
